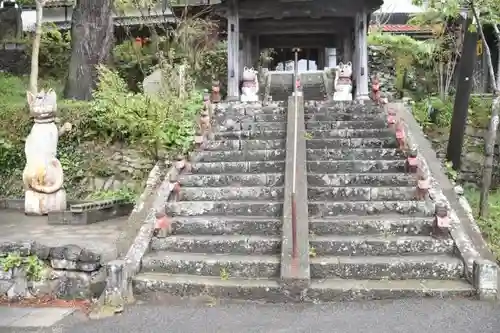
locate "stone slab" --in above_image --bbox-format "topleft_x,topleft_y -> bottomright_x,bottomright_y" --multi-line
0,210 -> 128,263
2,307 -> 75,327
0,307 -> 32,326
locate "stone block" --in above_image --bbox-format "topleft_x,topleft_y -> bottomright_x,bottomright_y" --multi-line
473,259 -> 498,301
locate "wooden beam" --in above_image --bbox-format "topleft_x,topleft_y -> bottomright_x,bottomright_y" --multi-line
260,34 -> 336,48
240,17 -> 352,34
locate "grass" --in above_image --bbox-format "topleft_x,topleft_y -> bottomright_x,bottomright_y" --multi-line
464,186 -> 500,261
0,73 -> 64,106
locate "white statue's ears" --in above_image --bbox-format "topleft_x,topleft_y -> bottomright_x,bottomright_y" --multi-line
243,66 -> 249,71
338,62 -> 344,66
347,62 -> 352,66
26,91 -> 35,105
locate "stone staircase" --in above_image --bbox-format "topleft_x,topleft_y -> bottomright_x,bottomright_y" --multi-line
131,78 -> 475,302
304,100 -> 473,297
133,102 -> 287,299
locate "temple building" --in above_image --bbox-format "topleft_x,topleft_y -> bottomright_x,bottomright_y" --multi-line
214,0 -> 383,99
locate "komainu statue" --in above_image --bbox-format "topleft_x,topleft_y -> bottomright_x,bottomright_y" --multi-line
240,67 -> 259,102
23,90 -> 71,215
333,62 -> 353,101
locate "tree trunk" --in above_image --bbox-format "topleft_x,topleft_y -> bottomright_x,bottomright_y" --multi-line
29,2 -> 44,95
64,0 -> 114,100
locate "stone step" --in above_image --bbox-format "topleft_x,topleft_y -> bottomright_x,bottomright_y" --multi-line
306,120 -> 386,130
305,103 -> 378,114
307,173 -> 415,187
307,160 -> 405,173
217,121 -> 286,132
308,200 -> 431,217
195,149 -> 286,163
191,161 -> 285,174
151,235 -> 281,255
133,273 -> 474,302
204,139 -> 286,151
179,186 -> 284,201
305,113 -> 383,122
306,138 -> 397,149
309,235 -> 453,256
307,129 -> 393,138
310,255 -> 464,280
307,186 -> 416,201
309,215 -> 434,236
172,216 -> 281,236
180,173 -> 285,187
306,148 -> 403,161
166,201 -> 283,217
214,130 -> 286,140
141,252 -> 280,278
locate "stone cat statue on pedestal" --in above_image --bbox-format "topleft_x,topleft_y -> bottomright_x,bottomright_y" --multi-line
333,62 -> 353,101
23,90 -> 72,215
240,67 -> 259,102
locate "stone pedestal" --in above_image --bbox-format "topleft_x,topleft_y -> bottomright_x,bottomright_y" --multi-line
473,259 -> 498,301
25,189 -> 67,215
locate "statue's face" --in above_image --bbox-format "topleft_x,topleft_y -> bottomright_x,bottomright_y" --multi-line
28,90 -> 57,120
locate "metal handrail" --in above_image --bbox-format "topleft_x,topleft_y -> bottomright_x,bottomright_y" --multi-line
291,48 -> 300,259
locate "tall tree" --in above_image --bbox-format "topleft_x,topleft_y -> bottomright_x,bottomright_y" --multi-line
64,0 -> 114,100
29,0 -> 46,94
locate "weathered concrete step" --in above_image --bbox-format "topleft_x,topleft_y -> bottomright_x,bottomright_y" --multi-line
307,173 -> 415,187
213,110 -> 286,123
180,173 -> 285,187
306,120 -> 386,130
309,235 -> 454,256
305,113 -> 383,122
191,161 -> 285,174
307,129 -> 393,138
308,186 -> 416,201
172,216 -> 281,236
307,148 -> 403,161
306,278 -> 474,301
195,149 -> 286,163
307,160 -> 405,173
306,138 -> 397,149
132,273 -> 474,302
141,252 -> 280,278
214,130 -> 285,140
308,200 -> 431,217
151,235 -> 281,255
309,215 -> 433,236
179,186 -> 284,201
218,122 -> 286,132
204,139 -> 286,151
310,255 -> 464,280
166,201 -> 283,217
305,103 -> 379,114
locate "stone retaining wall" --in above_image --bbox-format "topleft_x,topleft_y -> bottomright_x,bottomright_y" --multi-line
0,241 -> 105,300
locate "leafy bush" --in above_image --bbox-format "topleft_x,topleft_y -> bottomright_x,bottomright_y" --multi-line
90,65 -> 199,160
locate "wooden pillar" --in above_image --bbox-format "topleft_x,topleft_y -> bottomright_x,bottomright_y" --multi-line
251,35 -> 260,67
227,0 -> 240,99
355,10 -> 369,100
342,31 -> 352,63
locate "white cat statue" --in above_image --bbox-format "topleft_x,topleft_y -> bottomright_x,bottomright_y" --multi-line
333,62 -> 353,101
23,90 -> 72,215
240,67 -> 259,102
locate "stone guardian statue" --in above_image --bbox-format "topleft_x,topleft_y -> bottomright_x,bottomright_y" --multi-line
23,90 -> 71,215
240,67 -> 259,102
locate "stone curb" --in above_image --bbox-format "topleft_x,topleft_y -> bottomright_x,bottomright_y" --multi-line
100,101 -> 215,311
392,102 -> 498,301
